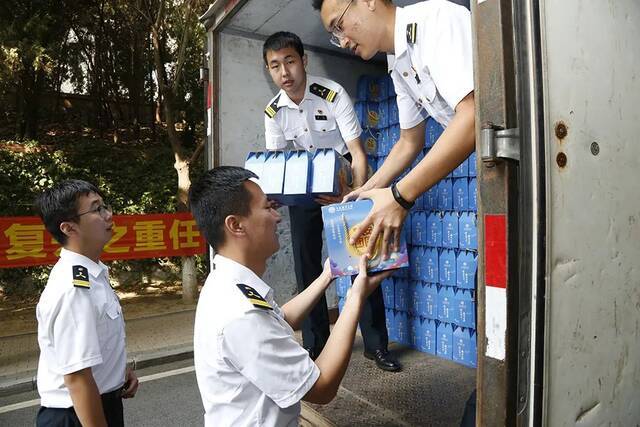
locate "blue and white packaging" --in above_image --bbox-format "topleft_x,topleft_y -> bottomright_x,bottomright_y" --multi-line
378,127 -> 390,156
410,281 -> 424,315
453,178 -> 469,211
453,158 -> 468,177
410,315 -> 422,349
439,249 -> 456,286
402,218 -> 412,246
375,76 -> 389,102
453,327 -> 477,367
424,185 -> 438,211
386,309 -> 398,342
394,278 -> 409,312
420,317 -> 437,354
456,250 -> 477,289
425,117 -> 444,148
365,102 -> 380,129
437,285 -> 455,322
245,151 -> 267,186
388,97 -> 399,124
381,277 -> 395,309
282,150 -> 313,205
424,283 -> 438,319
453,289 -> 476,328
393,266 -> 410,279
395,311 -> 411,346
409,246 -> 424,280
377,100 -> 389,129
459,212 -> 478,250
321,199 -> 409,277
258,151 -> 286,197
437,322 -> 454,360
386,75 -> 396,98
442,212 -> 459,249
469,178 -> 477,211
437,178 -> 453,211
426,213 -> 443,247
411,211 -> 427,245
468,151 -> 477,177
425,247 -> 439,283
388,124 -> 401,147
311,148 -> 351,196
335,275 -> 351,298
354,101 -> 366,125
361,128 -> 378,155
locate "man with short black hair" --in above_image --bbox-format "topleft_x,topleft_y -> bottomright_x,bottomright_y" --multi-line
34,179 -> 138,427
190,166 -> 391,426
262,31 -> 400,372
313,0 -> 476,258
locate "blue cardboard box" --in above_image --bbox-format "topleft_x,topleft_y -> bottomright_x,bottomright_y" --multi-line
392,266 -> 410,279
354,101 -> 366,125
437,285 -> 455,322
424,283 -> 438,319
378,100 -> 389,129
361,128 -> 378,155
425,117 -> 444,148
388,98 -> 399,124
386,308 -> 398,342
375,76 -> 389,102
426,213 -> 443,247
409,246 -> 424,280
453,326 -> 477,367
394,278 -> 409,312
245,151 -> 267,186
437,322 -> 454,360
395,311 -> 411,346
420,317 -> 437,355
258,151 -> 286,197
459,212 -> 478,250
453,178 -> 469,211
381,277 -> 395,309
321,199 -> 409,277
367,77 -> 382,102
469,178 -> 477,211
335,275 -> 352,298
411,211 -> 427,245
365,102 -> 380,129
282,150 -> 313,205
410,315 -> 422,349
468,151 -> 477,177
410,281 -> 424,316
453,158 -> 468,177
378,127 -> 390,156
386,75 -> 396,98
439,249 -> 456,286
456,250 -> 477,289
425,247 -> 439,283
442,212 -> 459,249
311,148 -> 351,195
453,289 -> 476,328
437,178 -> 453,210
424,185 -> 438,211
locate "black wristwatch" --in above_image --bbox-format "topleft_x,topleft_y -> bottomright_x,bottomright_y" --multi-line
391,183 -> 415,210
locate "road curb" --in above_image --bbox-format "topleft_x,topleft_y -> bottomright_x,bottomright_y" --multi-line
0,345 -> 194,398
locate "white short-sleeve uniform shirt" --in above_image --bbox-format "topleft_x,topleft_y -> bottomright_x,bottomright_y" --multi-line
194,254 -> 320,427
264,75 -> 362,155
36,248 -> 126,408
388,0 -> 474,130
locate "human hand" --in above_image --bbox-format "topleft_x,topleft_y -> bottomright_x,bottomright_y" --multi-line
321,258 -> 334,283
346,187 -> 408,259
121,367 -> 139,399
349,255 -> 394,301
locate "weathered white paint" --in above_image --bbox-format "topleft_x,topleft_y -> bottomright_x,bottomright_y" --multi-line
218,31 -> 384,305
542,0 -> 640,423
485,285 -> 506,361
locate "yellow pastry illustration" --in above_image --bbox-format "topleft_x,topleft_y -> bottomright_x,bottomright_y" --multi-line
342,214 -> 381,268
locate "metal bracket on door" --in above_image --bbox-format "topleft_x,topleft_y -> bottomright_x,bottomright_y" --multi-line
481,123 -> 520,167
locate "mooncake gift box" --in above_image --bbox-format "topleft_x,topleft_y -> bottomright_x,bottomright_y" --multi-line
321,199 -> 409,278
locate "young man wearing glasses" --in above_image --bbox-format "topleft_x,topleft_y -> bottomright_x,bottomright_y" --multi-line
313,0 -> 475,258
262,31 -> 401,372
34,179 -> 138,427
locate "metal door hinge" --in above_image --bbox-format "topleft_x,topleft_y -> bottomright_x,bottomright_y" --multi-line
481,123 -> 520,167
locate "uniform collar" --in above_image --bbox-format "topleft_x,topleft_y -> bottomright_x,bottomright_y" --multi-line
276,75 -> 315,109
212,254 -> 273,301
388,6 -> 410,72
59,247 -> 108,278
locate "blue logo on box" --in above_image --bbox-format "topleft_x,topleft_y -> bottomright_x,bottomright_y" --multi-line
442,212 -> 459,249
427,213 -> 443,247
439,249 -> 456,286
425,248 -> 439,283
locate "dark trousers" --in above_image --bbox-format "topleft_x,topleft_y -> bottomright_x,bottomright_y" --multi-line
289,204 -> 389,354
36,389 -> 124,427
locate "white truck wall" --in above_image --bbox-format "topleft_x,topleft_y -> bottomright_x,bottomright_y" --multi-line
218,31 -> 385,304
542,0 -> 640,423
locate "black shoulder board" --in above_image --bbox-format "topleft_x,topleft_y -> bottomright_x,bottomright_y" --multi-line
406,23 -> 418,44
72,265 -> 90,289
264,94 -> 282,119
309,83 -> 337,103
236,283 -> 273,310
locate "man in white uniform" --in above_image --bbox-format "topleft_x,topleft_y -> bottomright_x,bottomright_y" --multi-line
34,179 -> 138,426
189,166 -> 391,426
262,31 -> 399,371
314,0 -> 476,257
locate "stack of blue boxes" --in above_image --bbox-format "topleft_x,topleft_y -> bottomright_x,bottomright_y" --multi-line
336,74 -> 478,368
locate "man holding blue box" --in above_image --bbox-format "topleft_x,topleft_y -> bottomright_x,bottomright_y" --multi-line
313,0 -> 476,258
263,31 -> 400,371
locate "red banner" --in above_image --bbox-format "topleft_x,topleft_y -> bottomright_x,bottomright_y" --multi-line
0,213 -> 207,268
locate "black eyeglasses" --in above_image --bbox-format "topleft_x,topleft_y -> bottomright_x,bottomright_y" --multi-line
329,0 -> 354,47
75,204 -> 113,220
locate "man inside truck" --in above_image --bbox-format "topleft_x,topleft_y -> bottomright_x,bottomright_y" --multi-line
262,31 -> 402,372
313,0 -> 476,258
189,166 -> 392,426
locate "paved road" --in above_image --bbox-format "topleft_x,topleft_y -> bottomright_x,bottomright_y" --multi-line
0,359 -> 204,427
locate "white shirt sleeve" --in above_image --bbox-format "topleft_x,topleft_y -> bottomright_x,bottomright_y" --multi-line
264,114 -> 287,150
391,72 -> 426,130
423,3 -> 474,110
221,310 -> 320,408
332,86 -> 362,142
52,288 -> 103,375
